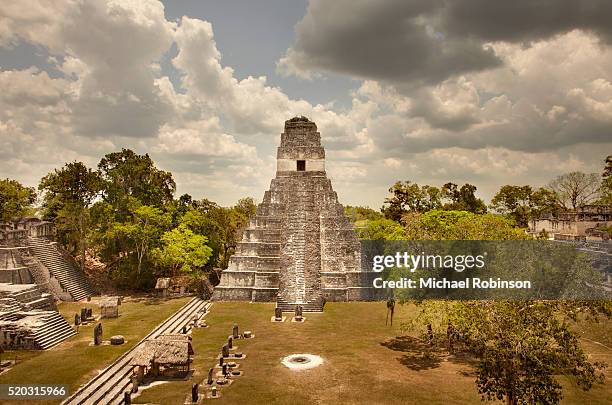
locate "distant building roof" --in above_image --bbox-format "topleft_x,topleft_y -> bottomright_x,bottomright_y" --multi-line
99,298 -> 119,308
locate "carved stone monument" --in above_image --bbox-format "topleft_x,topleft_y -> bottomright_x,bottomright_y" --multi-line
191,383 -> 199,403
213,117 -> 379,311
94,323 -> 103,345
228,336 -> 233,349
207,368 -> 214,385
274,307 -> 283,321
221,343 -> 229,358
232,323 -> 239,339
295,305 -> 303,321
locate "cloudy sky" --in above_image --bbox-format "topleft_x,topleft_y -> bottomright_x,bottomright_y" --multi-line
0,1 -> 610,209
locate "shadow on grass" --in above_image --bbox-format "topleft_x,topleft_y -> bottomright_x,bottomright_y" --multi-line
381,335 -> 478,372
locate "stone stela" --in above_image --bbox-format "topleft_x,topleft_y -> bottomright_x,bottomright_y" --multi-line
93,323 -> 103,345
213,116 -> 378,312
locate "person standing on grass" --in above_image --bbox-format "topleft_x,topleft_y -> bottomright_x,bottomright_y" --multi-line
386,298 -> 395,326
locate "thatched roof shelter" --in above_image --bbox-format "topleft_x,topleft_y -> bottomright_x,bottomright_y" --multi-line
130,334 -> 193,367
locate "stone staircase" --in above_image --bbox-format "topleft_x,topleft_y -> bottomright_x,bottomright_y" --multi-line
27,237 -> 95,301
276,185 -> 324,312
0,297 -> 22,317
18,251 -> 50,289
0,284 -> 75,350
30,311 -> 77,349
0,310 -> 76,350
291,211 -> 307,303
276,296 -> 324,312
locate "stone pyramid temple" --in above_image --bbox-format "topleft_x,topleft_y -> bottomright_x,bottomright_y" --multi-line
212,116 -> 376,311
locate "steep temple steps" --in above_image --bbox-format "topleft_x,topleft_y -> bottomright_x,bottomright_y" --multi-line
30,311 -> 77,350
276,296 -> 324,312
27,238 -> 95,301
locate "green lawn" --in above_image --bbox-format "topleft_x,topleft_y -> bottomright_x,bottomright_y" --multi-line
0,295 -> 191,404
1,300 -> 609,405
134,302 -> 612,405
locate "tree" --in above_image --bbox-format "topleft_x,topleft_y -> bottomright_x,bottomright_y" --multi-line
0,178 -> 36,221
38,162 -> 101,217
382,181 -> 442,221
382,181 -> 487,220
548,171 -> 600,210
98,149 -> 176,215
408,301 -> 608,405
110,201 -> 170,279
179,207 -> 223,270
208,200 -> 255,269
490,185 -> 561,227
167,193 -> 198,227
356,218 -> 407,240
344,206 -> 383,222
490,185 -> 533,227
399,205 -> 608,404
178,198 -> 256,272
600,155 -> 612,205
529,187 -> 561,219
38,162 -> 102,269
442,183 -> 487,214
152,225 -> 213,276
234,197 -> 257,219
603,155 -> 612,178
402,210 -> 528,240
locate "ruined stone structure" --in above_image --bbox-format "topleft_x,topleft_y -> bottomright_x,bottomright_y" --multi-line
0,219 -> 91,349
530,205 -> 612,241
213,117 -> 376,311
0,218 -> 95,301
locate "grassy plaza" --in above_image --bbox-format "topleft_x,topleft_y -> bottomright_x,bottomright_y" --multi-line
0,296 -> 191,404
133,301 -> 612,405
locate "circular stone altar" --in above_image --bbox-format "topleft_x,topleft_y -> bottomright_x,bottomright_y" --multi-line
281,354 -> 323,370
110,335 -> 125,345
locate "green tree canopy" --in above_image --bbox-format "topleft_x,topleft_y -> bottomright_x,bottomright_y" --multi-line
407,300 -> 609,405
109,200 -> 171,279
345,205 -> 383,222
152,225 -> 212,276
38,161 -> 102,266
356,218 -> 407,240
38,161 -> 102,217
442,182 -> 487,214
382,181 -> 486,221
382,181 -> 443,221
98,149 -> 176,214
600,155 -> 612,205
490,185 -> 560,227
0,178 -> 36,221
402,210 -> 529,240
